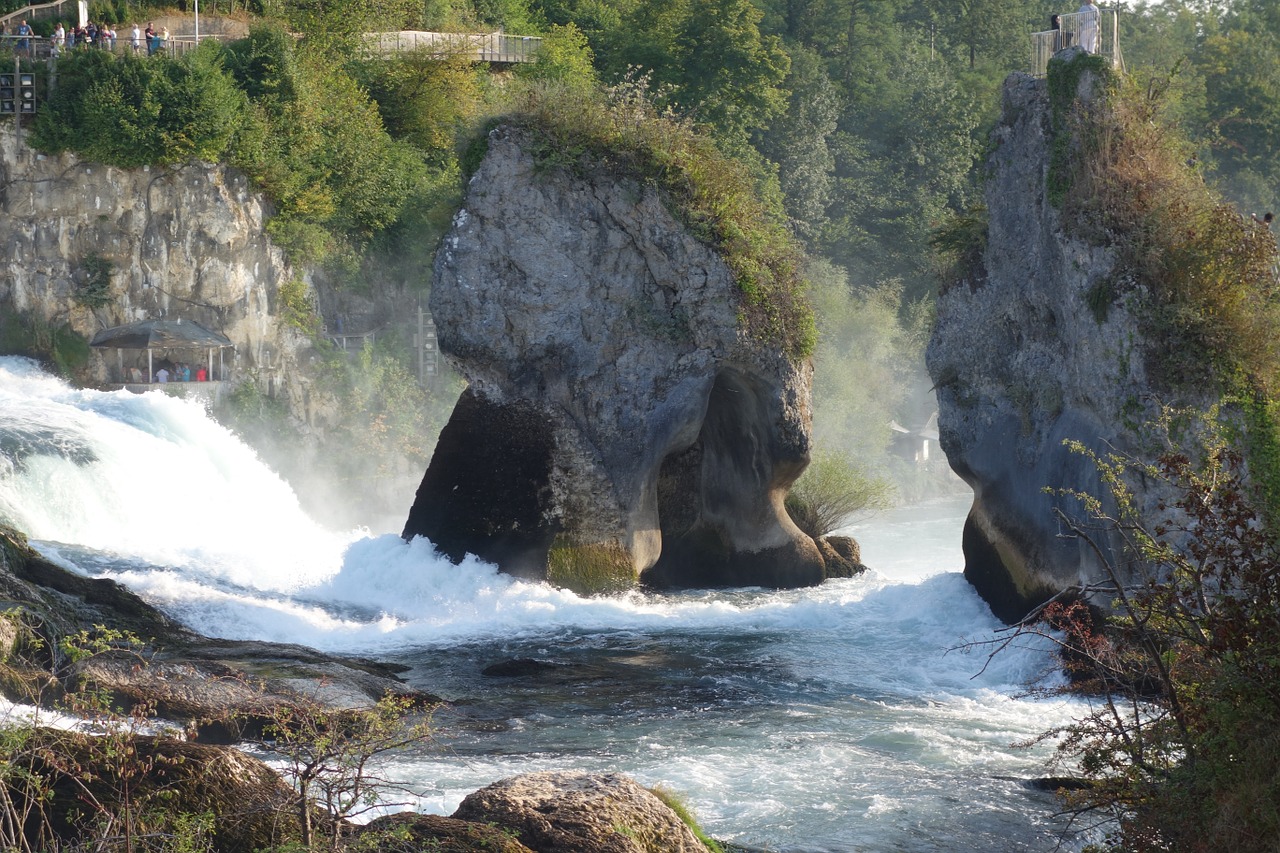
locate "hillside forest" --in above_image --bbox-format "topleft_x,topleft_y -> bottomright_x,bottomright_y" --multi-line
12,0 -> 1280,521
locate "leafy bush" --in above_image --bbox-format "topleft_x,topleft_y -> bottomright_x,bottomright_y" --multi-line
930,206 -> 987,293
255,692 -> 435,850
74,252 -> 114,310
784,450 -> 892,538
507,76 -> 816,359
995,417 -> 1280,852
31,43 -> 246,168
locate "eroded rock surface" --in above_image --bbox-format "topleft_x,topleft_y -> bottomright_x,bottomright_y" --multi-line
404,126 -> 830,589
926,54 -> 1212,622
452,771 -> 708,853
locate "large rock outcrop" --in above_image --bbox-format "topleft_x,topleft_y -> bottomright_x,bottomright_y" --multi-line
403,125 -> 832,590
927,53 -> 1214,622
452,771 -> 709,853
0,123 -> 316,414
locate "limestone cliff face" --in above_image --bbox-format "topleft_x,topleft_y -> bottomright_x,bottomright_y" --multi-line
403,125 -> 835,589
927,62 -> 1205,622
0,123 -> 308,409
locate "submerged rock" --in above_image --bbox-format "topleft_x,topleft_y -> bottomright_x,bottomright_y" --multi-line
404,125 -> 835,590
452,771 -> 709,853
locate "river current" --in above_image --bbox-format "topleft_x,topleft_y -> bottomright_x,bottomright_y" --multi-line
0,356 -> 1090,851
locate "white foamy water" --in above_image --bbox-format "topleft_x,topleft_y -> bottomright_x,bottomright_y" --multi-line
0,356 -> 1090,851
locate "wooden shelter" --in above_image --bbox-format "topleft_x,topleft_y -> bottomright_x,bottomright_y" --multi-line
90,319 -> 233,384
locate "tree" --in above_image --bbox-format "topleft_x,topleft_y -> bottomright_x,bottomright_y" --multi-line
256,692 -> 436,851
224,24 -> 430,260
515,21 -> 600,91
672,0 -> 790,146
756,43 -> 838,246
984,420 -> 1280,851
823,40 -> 984,297
1197,23 -> 1280,215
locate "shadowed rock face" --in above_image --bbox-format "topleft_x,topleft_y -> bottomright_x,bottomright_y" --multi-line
402,125 -> 828,589
926,55 -> 1213,623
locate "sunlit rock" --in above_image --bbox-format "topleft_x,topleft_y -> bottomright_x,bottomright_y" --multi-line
452,771 -> 709,853
403,125 -> 831,590
927,53 -> 1218,622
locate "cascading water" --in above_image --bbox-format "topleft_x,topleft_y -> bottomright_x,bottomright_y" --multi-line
0,355 -> 1091,851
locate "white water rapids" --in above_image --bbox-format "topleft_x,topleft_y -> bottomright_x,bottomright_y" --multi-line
0,356 -> 1093,851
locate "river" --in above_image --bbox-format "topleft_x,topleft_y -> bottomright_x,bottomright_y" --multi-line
0,355 -> 1090,851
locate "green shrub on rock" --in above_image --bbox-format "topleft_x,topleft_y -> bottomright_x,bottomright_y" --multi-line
32,43 -> 246,168
784,451 -> 892,539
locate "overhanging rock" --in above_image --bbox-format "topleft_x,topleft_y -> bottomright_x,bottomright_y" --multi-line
402,125 -> 832,591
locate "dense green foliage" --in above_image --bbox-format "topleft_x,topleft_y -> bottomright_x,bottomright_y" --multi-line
223,24 -> 433,264
32,44 -> 245,168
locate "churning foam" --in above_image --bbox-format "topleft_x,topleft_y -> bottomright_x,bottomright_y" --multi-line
1,356 -> 1051,692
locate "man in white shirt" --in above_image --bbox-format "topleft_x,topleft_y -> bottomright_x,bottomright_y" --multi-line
1078,0 -> 1101,54
156,367 -> 169,384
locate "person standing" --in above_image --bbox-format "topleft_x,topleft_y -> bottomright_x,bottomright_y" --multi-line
1078,0 -> 1101,54
131,23 -> 141,53
15,20 -> 31,56
51,23 -> 64,55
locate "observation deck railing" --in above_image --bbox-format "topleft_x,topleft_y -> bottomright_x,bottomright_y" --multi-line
362,30 -> 540,62
1031,6 -> 1123,77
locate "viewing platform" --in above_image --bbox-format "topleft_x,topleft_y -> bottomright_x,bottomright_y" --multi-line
1031,5 -> 1124,77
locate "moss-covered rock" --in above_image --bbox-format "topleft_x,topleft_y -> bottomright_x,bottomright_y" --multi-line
546,537 -> 637,596
360,812 -> 536,853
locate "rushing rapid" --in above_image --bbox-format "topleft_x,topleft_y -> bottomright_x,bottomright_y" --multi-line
0,356 -> 1088,851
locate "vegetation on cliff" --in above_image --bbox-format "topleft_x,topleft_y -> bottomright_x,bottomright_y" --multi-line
1048,50 -> 1280,398
1000,418 -> 1280,852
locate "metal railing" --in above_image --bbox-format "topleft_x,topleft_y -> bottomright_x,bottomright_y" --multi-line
363,30 -> 540,63
0,0 -> 71,31
1031,6 -> 1123,77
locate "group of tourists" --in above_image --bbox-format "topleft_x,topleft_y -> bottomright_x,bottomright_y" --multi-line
1,19 -> 169,58
127,362 -> 210,384
50,21 -> 119,54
